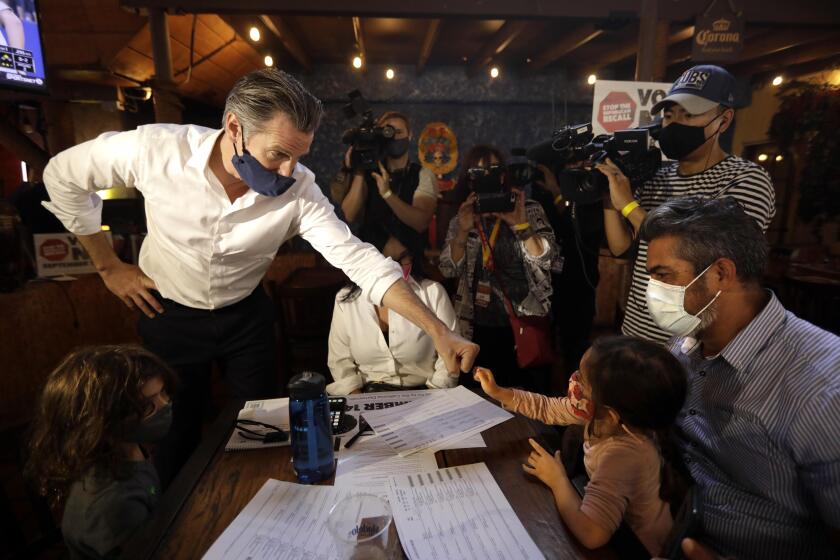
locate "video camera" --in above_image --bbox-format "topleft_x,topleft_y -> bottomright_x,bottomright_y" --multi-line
341,90 -> 396,171
467,164 -> 516,214
527,122 -> 662,204
506,148 -> 543,189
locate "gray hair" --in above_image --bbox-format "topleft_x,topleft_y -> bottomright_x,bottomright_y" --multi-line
223,69 -> 324,134
640,196 -> 768,282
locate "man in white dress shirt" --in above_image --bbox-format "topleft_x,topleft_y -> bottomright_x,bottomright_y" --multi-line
43,69 -> 478,486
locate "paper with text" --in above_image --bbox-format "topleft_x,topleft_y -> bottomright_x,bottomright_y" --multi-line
387,462 -> 545,560
362,386 -> 511,456
202,479 -> 351,560
344,390 -> 487,450
334,435 -> 439,498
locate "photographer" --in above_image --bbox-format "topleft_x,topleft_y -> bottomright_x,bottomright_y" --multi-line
597,65 -> 775,343
336,111 -> 438,244
440,145 -> 558,392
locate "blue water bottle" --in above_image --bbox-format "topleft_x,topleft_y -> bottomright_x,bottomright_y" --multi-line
288,371 -> 335,484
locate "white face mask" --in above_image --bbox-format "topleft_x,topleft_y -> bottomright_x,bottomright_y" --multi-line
646,263 -> 721,337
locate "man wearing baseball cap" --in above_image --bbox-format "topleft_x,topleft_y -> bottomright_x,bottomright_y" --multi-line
596,64 -> 776,344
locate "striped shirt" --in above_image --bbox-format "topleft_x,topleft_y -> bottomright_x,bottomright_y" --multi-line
669,292 -> 840,560
623,156 -> 776,343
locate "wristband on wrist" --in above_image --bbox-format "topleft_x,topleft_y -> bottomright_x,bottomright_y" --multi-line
513,226 -> 533,241
381,189 -> 393,200
620,200 -> 640,218
511,222 -> 530,232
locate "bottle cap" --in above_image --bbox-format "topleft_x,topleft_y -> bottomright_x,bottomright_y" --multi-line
288,371 -> 326,399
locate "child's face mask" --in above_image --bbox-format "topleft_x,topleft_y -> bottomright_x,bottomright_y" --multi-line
126,402 -> 173,444
568,371 -> 593,421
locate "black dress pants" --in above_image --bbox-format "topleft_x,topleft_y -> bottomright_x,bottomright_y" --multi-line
138,287 -> 277,488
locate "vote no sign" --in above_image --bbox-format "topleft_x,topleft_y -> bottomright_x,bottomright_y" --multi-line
34,232 -> 113,277
591,80 -> 672,136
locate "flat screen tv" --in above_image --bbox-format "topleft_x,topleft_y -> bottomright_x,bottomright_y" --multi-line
0,0 -> 47,93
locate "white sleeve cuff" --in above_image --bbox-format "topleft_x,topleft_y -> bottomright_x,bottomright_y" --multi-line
521,236 -> 549,259
42,198 -> 103,236
365,266 -> 403,306
326,376 -> 364,396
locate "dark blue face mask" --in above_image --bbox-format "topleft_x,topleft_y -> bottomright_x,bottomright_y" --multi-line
231,127 -> 297,197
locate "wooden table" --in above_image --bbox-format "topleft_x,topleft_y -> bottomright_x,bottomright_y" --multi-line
122,399 -> 622,560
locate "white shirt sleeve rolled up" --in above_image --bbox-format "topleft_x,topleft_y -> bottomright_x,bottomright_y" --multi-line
295,181 -> 402,306
42,130 -> 143,236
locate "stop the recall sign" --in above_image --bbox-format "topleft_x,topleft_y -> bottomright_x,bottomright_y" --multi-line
597,91 -> 636,133
39,238 -> 69,261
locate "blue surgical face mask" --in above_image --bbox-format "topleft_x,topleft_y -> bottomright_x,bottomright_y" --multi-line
231,126 -> 297,197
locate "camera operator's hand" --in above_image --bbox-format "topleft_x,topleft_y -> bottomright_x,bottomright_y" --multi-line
457,192 -> 477,234
535,164 -> 562,197
595,158 -> 635,211
494,188 -> 528,227
371,161 -> 392,198
343,147 -> 353,170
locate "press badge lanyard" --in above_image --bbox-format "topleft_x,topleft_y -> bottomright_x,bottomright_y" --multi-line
476,217 -> 519,318
477,217 -> 502,271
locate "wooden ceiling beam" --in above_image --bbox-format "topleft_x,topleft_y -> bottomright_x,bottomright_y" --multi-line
733,33 -> 840,75
757,53 -> 840,82
467,20 -> 528,76
585,25 -> 695,72
529,24 -> 604,72
120,0 -> 840,25
352,17 -> 367,66
218,15 -> 289,69
669,25 -> 695,44
737,28 -> 839,62
51,67 -> 142,87
416,19 -> 441,76
260,15 -> 312,73
668,27 -> 839,67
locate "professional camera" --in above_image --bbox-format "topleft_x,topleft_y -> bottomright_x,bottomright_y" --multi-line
527,122 -> 662,204
341,90 -> 396,171
506,148 -> 543,188
526,123 -> 598,167
468,164 -> 516,214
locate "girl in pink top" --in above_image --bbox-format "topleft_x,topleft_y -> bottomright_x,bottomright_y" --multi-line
474,336 -> 687,556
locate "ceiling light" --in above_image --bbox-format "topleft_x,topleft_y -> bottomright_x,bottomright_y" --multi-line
772,75 -> 783,87
775,154 -> 783,162
352,55 -> 363,69
587,74 -> 597,85
264,55 -> 274,67
490,66 -> 500,79
758,153 -> 768,162
249,27 -> 261,42
385,68 -> 395,80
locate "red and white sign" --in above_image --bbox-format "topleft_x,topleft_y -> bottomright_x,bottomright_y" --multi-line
597,91 -> 636,133
34,233 -> 113,277
39,238 -> 69,261
591,80 -> 673,137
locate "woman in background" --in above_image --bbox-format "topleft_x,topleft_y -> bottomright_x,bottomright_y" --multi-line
327,225 -> 459,394
439,145 -> 558,392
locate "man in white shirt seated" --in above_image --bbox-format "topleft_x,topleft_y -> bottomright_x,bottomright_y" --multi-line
327,226 -> 458,394
42,68 -> 478,486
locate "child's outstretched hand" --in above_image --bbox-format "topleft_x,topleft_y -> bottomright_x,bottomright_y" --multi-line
473,367 -> 502,399
523,438 -> 567,488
